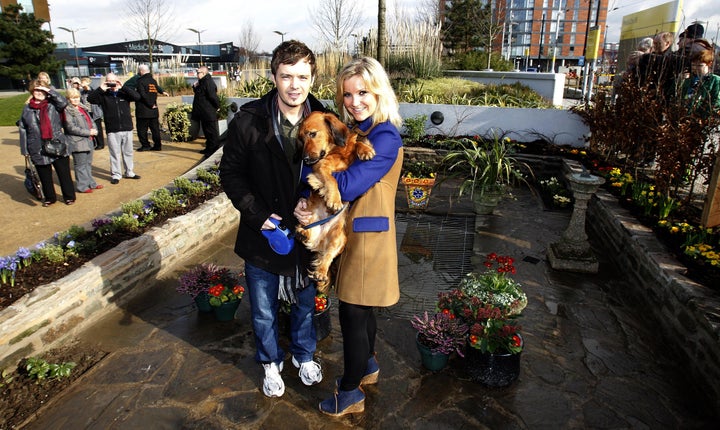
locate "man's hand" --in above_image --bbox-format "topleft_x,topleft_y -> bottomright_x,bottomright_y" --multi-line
261,214 -> 282,230
294,198 -> 312,226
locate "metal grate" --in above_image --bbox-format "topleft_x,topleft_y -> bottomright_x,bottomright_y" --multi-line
382,213 -> 474,319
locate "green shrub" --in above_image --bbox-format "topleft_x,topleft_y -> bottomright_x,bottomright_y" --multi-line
162,103 -> 193,142
174,176 -> 209,198
111,213 -> 141,233
235,76 -> 274,98
196,168 -> 220,187
403,114 -> 427,142
449,51 -> 514,72
150,188 -> 182,216
121,199 -> 145,217
36,244 -> 67,264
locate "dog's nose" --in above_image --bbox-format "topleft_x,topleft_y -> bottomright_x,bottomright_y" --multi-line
303,155 -> 319,165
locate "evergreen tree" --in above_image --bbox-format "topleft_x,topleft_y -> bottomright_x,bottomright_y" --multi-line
442,0 -> 486,54
0,4 -> 61,82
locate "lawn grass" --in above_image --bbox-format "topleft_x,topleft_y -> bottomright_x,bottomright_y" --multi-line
0,94 -> 29,126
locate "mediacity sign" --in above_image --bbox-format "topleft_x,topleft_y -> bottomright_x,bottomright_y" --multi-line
616,0 -> 683,70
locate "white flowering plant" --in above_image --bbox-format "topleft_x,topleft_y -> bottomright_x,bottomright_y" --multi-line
436,253 -> 527,354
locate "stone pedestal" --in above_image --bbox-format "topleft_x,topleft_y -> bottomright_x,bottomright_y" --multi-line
548,171 -> 605,273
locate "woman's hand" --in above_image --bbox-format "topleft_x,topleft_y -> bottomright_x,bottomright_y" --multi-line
294,198 -> 312,225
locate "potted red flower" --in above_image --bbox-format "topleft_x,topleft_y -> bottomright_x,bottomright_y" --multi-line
436,252 -> 527,386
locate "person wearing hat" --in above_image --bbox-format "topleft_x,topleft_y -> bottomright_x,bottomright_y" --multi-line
679,23 -> 704,41
677,23 -> 707,75
18,80 -> 76,206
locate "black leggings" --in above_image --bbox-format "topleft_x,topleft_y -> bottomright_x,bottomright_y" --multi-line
338,301 -> 376,391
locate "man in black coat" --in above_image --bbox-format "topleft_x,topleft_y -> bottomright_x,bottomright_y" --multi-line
191,66 -> 220,157
88,73 -> 141,184
219,40 -> 327,398
135,64 -> 168,151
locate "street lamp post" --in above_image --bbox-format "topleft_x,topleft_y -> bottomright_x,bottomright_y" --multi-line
187,28 -> 205,66
274,31 -> 287,43
58,26 -> 84,75
551,3 -> 565,73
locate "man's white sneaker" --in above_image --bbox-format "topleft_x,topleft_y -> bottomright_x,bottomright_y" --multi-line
262,362 -> 285,397
292,356 -> 323,386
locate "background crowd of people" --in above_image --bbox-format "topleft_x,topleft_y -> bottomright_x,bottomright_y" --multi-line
17,64 -> 216,206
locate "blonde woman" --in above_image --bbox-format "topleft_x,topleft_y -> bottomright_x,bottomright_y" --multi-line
296,57 -> 404,416
64,88 -> 103,193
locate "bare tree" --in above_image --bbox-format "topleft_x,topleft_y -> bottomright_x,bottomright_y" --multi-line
238,19 -> 260,63
309,0 -> 364,52
416,0 -> 441,26
125,0 -> 176,65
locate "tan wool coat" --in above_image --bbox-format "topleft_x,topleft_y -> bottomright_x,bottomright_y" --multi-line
335,147 -> 404,307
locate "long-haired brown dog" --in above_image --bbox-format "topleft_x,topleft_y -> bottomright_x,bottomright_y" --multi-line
296,111 -> 375,293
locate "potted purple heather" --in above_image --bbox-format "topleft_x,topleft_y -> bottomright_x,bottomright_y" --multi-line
411,311 -> 468,371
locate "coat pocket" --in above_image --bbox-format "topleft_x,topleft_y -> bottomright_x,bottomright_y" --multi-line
352,216 -> 389,232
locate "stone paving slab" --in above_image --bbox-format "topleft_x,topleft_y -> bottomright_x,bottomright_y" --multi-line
21,188 -> 719,429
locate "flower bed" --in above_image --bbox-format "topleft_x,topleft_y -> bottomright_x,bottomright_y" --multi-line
0,165 -> 224,312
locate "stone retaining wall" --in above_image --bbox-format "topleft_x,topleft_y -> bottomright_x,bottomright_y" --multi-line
0,161 -> 239,370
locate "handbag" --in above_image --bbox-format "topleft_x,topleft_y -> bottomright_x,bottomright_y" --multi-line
41,138 -> 67,157
24,156 -> 44,201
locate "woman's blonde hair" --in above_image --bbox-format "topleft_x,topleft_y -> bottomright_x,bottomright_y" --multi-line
335,57 -> 402,128
66,88 -> 81,99
37,72 -> 51,85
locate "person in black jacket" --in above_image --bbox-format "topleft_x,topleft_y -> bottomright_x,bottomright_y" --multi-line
88,73 -> 141,184
219,40 -> 326,398
135,64 -> 169,151
18,80 -> 76,206
191,66 -> 220,157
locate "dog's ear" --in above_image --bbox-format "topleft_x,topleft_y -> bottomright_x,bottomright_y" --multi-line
324,113 -> 349,147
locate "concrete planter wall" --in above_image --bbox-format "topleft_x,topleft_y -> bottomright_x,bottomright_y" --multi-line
219,98 -> 589,148
444,70 -> 566,107
0,157 -> 239,369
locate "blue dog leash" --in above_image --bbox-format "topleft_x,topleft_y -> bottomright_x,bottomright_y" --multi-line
302,204 -> 348,230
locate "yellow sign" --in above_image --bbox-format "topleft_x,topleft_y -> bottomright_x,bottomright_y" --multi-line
586,27 -> 602,60
619,0 -> 682,40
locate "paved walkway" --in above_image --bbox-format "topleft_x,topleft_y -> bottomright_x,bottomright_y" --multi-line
2,91 -> 716,428
20,183 -> 719,429
0,95 -> 206,256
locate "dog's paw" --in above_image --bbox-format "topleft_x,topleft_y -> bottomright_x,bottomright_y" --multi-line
310,270 -> 329,285
327,198 -> 343,213
358,147 -> 376,161
307,173 -> 323,191
315,278 -> 330,294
